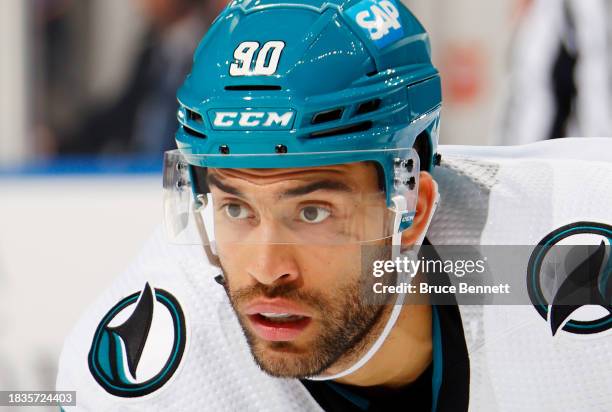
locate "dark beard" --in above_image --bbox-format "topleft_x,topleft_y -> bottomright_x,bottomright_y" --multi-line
220,239 -> 397,379
221,246 -> 394,378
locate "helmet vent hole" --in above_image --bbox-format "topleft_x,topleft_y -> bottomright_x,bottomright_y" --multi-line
182,125 -> 206,139
224,85 -> 282,91
355,99 -> 381,116
309,121 -> 372,138
311,108 -> 343,125
186,109 -> 203,123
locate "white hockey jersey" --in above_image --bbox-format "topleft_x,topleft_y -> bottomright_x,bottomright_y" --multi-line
57,138 -> 612,411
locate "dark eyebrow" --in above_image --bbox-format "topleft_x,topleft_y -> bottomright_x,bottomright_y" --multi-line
206,173 -> 244,197
207,173 -> 352,198
282,180 -> 353,197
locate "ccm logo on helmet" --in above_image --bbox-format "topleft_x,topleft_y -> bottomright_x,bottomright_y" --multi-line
209,110 -> 295,130
347,0 -> 404,49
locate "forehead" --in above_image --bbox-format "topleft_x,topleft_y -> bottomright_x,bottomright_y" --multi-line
206,162 -> 381,193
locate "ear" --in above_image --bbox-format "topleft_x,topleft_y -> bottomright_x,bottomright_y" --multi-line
401,171 -> 438,247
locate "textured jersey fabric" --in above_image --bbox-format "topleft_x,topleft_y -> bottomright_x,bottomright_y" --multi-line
57,138 -> 612,411
428,138 -> 612,411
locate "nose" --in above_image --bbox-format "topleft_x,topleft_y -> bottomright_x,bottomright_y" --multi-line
243,221 -> 300,286
245,242 -> 300,285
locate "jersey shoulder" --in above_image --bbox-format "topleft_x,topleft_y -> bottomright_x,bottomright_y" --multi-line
55,228 -> 320,411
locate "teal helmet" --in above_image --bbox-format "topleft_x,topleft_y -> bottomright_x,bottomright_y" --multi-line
174,0 -> 441,208
166,2 -> 442,380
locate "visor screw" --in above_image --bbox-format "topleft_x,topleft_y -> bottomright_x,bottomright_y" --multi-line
407,177 -> 416,190
275,144 -> 288,154
406,159 -> 414,172
219,145 -> 230,155
434,153 -> 442,166
393,158 -> 402,167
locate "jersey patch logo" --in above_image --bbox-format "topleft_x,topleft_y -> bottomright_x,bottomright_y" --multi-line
346,0 -> 404,49
88,283 -> 186,397
527,222 -> 612,336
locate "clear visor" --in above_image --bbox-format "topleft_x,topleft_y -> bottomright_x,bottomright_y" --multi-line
163,149 -> 420,246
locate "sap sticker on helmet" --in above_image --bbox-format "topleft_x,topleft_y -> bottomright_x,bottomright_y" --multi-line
345,0 -> 404,49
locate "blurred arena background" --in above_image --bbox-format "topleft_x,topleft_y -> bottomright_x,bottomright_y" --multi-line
0,0 -> 610,406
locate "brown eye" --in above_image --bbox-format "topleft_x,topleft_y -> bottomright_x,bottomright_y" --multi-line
299,206 -> 330,224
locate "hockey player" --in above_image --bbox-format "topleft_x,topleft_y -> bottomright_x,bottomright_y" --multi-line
57,1 -> 612,411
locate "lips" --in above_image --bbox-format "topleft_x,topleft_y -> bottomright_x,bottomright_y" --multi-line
244,299 -> 313,342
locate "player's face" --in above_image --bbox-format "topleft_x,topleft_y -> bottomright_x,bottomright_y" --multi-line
207,163 -> 393,378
